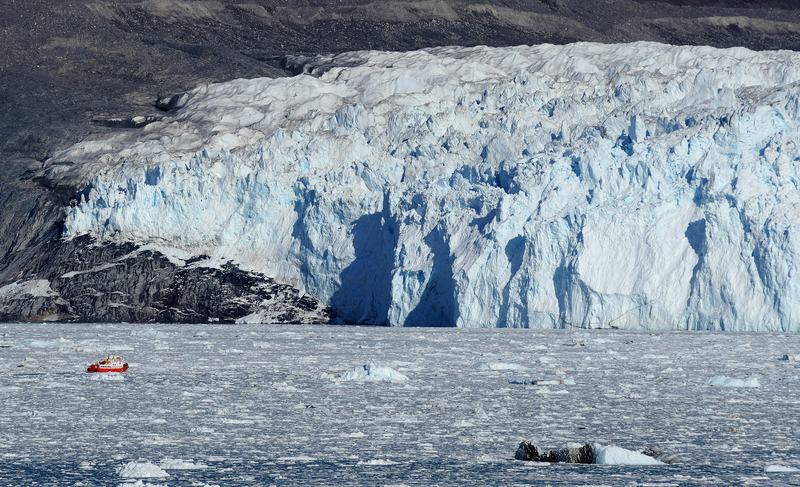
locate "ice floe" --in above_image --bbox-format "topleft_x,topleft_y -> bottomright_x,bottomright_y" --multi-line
341,363 -> 408,381
706,376 -> 760,387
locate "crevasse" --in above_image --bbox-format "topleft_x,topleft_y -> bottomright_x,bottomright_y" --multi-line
52,42 -> 800,329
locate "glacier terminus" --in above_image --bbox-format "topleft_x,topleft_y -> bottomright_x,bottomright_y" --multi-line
41,42 -> 800,330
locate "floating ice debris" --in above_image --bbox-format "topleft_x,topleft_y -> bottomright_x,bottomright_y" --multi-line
706,376 -> 760,387
119,481 -> 168,487
341,363 -> 408,381
509,377 -> 575,386
471,362 -> 526,370
765,465 -> 800,472
277,456 -> 317,461
357,459 -> 399,466
116,461 -> 169,478
90,373 -> 126,381
159,458 -> 208,469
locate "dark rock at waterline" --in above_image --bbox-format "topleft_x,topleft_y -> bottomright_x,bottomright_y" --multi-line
515,440 -> 558,462
517,441 -> 684,465
641,447 -> 686,465
515,441 -> 594,464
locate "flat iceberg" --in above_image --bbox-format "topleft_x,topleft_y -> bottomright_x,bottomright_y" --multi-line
158,458 -> 208,469
592,445 -> 665,466
341,363 -> 409,381
49,42 -> 800,329
471,362 -> 526,370
116,461 -> 169,478
706,376 -> 760,387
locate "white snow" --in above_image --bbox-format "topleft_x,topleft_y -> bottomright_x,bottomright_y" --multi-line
0,280 -> 55,300
706,376 -> 761,387
341,362 -> 408,381
592,444 -> 665,466
116,462 -> 169,478
46,41 -> 800,329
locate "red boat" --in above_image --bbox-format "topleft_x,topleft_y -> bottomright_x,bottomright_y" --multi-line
87,355 -> 128,373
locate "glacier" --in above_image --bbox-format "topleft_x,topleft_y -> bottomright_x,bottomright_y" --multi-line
45,41 -> 800,330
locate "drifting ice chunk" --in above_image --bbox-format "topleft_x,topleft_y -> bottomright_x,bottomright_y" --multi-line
341,363 -> 408,381
765,465 -> 800,472
357,459 -> 399,466
116,461 -> 169,478
471,362 -> 526,370
119,481 -> 168,487
706,376 -> 760,387
277,456 -> 317,461
593,444 -> 665,466
509,377 -> 575,385
159,458 -> 208,469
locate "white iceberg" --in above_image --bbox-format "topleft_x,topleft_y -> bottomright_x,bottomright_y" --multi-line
341,363 -> 408,381
116,461 -> 169,478
706,376 -> 760,387
471,362 -> 526,370
159,458 -> 208,469
592,445 -> 665,466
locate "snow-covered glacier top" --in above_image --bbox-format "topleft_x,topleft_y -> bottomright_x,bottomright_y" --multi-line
50,42 -> 800,329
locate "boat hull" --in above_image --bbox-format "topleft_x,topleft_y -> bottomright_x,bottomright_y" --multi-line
87,364 -> 128,373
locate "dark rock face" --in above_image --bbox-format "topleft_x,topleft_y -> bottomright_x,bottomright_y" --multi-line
641,447 -> 686,464
2,0 -> 800,323
515,440 -> 595,464
0,235 -> 333,324
515,440 -> 559,462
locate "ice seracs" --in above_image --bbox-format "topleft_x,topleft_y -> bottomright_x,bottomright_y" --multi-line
49,42 -> 800,329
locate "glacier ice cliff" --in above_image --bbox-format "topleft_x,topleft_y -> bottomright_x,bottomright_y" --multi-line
45,42 -> 800,330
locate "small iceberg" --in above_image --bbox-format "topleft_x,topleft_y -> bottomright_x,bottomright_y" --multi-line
341,363 -> 408,381
159,458 -> 208,469
706,376 -> 760,388
471,362 -> 526,370
593,445 -> 664,466
509,377 -> 575,386
116,461 -> 169,478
